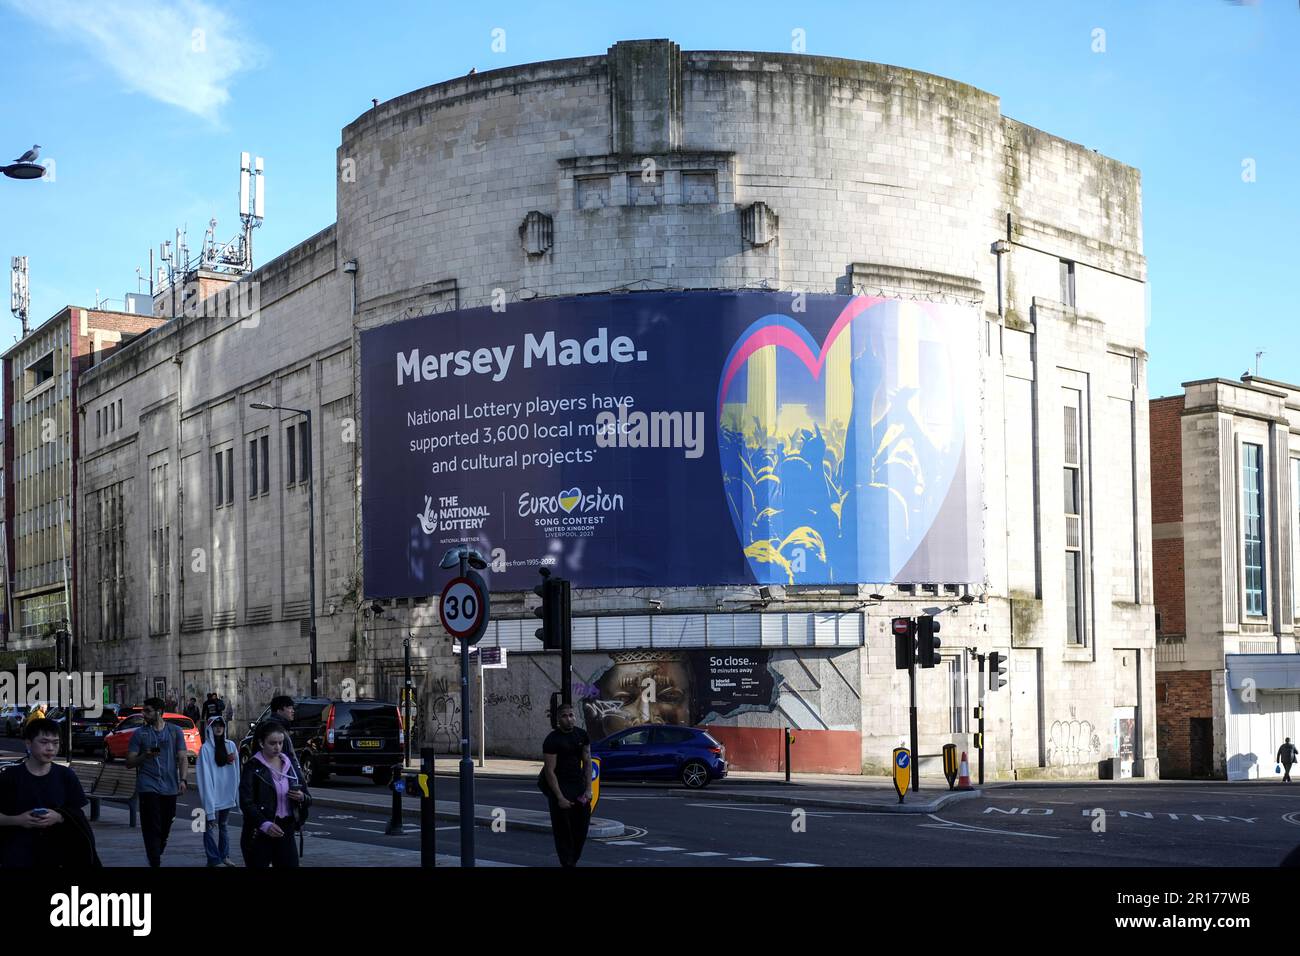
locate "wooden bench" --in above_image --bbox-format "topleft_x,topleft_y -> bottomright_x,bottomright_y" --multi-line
69,761 -> 138,828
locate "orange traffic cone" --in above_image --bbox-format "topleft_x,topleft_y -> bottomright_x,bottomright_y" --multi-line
957,751 -> 974,790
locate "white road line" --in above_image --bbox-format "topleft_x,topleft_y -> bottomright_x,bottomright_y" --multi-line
689,804 -> 836,817
435,826 -> 458,831
686,851 -> 727,857
645,846 -> 685,852
731,856 -> 771,862
778,862 -> 823,867
608,840 -> 645,846
346,826 -> 386,834
921,813 -> 1060,839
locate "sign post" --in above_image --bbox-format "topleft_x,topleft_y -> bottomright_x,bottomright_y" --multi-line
440,564 -> 489,868
477,647 -> 505,767
590,756 -> 601,814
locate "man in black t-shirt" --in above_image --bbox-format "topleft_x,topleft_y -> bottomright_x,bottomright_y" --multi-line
540,704 -> 592,867
0,719 -> 99,867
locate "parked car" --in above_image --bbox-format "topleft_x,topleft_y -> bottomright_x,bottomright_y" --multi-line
238,697 -> 404,786
591,725 -> 728,789
48,706 -> 123,755
1,705 -> 30,737
102,713 -> 202,764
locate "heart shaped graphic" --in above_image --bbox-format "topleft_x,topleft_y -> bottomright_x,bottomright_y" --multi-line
559,488 -> 582,513
717,297 -> 970,584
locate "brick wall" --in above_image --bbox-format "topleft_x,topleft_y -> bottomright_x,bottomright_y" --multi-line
1155,669 -> 1212,778
1150,395 -> 1185,638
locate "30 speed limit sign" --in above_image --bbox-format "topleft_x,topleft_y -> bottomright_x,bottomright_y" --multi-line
440,572 -> 489,644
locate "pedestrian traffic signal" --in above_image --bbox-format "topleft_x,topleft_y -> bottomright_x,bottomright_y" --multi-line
533,569 -> 562,650
892,617 -> 915,669
917,616 -> 941,668
989,651 -> 1008,691
54,630 -> 69,671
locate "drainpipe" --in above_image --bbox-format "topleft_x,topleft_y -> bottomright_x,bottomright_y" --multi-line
174,345 -> 184,699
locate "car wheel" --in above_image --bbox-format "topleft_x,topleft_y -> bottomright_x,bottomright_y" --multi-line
301,753 -> 327,785
681,760 -> 710,790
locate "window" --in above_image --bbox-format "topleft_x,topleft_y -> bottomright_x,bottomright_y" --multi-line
248,434 -> 269,498
24,352 -> 54,395
1243,443 -> 1265,617
213,447 -> 233,508
1292,458 -> 1300,621
287,420 -> 310,486
298,421 -> 311,483
149,461 -> 170,635
1063,394 -> 1085,645
286,424 -> 295,485
1059,259 -> 1076,308
95,482 -> 126,641
96,408 -> 102,438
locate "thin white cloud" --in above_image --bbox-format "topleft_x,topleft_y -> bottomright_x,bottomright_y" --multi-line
6,0 -> 265,122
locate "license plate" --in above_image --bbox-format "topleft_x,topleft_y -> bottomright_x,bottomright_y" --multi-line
356,739 -> 381,748
93,730 -> 103,736
362,765 -> 374,775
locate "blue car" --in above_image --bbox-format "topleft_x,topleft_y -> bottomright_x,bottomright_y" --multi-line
592,725 -> 728,789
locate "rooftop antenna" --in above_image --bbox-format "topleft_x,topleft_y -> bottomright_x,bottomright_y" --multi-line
239,151 -> 265,271
10,256 -> 30,337
1255,350 -> 1265,377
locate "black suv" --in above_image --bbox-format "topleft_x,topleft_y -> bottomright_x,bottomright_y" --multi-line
49,705 -> 122,755
238,697 -> 404,786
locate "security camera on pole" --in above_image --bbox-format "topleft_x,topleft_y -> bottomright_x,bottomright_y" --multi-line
439,547 -> 489,868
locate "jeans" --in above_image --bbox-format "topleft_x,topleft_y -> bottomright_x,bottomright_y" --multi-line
203,808 -> 231,864
138,793 -> 178,867
546,797 -> 591,867
241,817 -> 300,868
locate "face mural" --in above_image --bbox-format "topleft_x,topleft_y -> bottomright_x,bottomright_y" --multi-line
582,651 -> 693,741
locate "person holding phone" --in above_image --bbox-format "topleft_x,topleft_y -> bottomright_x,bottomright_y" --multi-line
126,697 -> 189,867
239,722 -> 310,867
0,718 -> 101,867
539,703 -> 592,867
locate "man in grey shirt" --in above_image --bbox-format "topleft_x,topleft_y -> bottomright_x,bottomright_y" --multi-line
126,697 -> 189,867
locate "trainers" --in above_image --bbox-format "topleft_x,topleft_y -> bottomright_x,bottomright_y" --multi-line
221,858 -> 238,867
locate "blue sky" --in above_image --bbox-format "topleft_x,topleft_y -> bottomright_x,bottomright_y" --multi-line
0,0 -> 1295,397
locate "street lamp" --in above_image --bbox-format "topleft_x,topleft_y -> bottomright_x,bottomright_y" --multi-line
250,401 -> 318,696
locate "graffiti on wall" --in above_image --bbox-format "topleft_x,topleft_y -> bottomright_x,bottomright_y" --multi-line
1047,707 -> 1102,766
484,692 -> 532,715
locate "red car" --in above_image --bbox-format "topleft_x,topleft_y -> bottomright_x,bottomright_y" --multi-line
102,713 -> 202,765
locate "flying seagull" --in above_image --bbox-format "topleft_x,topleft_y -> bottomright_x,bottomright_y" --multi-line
13,144 -> 40,163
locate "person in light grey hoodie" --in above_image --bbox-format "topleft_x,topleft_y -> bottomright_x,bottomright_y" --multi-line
195,716 -> 240,866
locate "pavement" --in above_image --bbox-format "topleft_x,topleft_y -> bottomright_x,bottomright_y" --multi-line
89,801 -> 422,867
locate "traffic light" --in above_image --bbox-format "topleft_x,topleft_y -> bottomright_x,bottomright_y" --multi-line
533,569 -> 561,649
917,615 -> 941,668
892,617 -> 915,669
989,651 -> 1008,691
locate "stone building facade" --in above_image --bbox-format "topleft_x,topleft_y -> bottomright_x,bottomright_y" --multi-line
77,40 -> 1154,777
1152,377 -> 1300,779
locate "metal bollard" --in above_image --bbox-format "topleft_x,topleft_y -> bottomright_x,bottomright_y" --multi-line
421,748 -> 434,868
785,727 -> 792,783
385,765 -> 404,835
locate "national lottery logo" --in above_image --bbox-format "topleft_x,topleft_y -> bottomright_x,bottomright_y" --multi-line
417,494 -> 490,534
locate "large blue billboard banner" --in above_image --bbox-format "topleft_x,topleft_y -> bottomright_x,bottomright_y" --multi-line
360,292 -> 981,596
